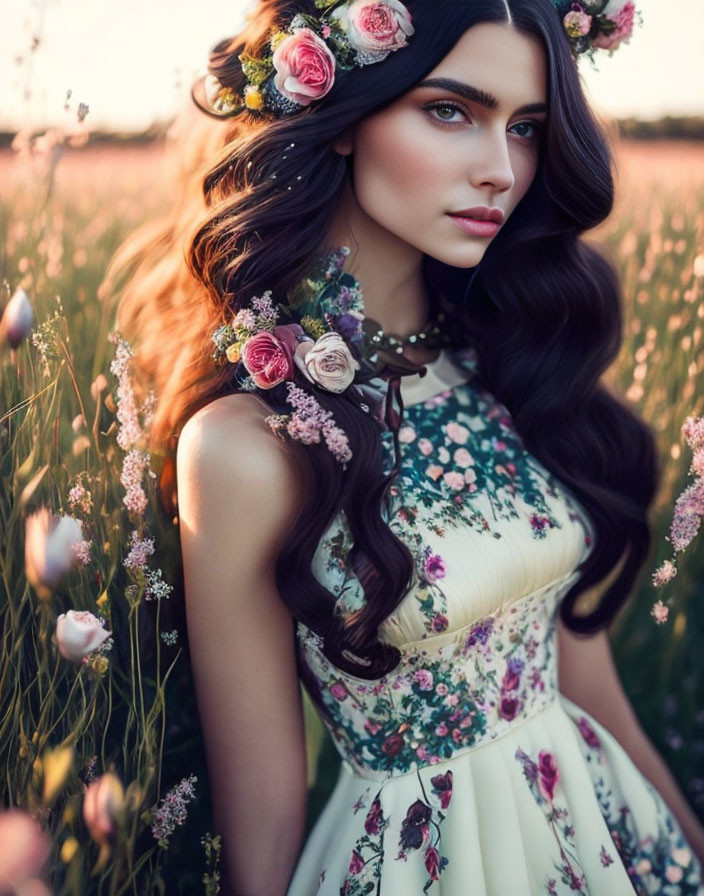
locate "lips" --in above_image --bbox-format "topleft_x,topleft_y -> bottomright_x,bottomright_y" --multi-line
448,206 -> 505,225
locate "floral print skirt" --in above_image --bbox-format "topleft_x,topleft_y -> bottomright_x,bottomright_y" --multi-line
287,694 -> 703,895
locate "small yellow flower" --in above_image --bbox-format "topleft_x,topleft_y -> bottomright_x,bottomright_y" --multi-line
225,342 -> 242,363
301,316 -> 326,339
243,85 -> 264,111
61,836 -> 79,863
88,654 -> 110,676
270,29 -> 288,51
96,590 -> 109,609
43,744 -> 73,803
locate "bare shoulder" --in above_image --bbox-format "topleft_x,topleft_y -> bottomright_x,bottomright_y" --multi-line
176,393 -> 304,564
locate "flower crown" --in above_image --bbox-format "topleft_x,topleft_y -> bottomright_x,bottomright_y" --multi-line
193,0 -> 640,120
554,0 -> 641,60
195,0 -> 414,120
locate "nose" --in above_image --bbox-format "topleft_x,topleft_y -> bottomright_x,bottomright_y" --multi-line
469,125 -> 515,193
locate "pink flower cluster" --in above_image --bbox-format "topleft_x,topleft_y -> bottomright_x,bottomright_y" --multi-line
151,775 -> 197,845
651,414 -> 704,622
266,381 -> 352,466
123,530 -> 155,571
593,0 -> 637,52
109,333 -> 146,452
67,482 -> 92,515
120,448 -> 149,515
109,332 -> 157,517
269,1 -> 414,109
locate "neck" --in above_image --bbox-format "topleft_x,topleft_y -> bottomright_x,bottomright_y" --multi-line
323,178 -> 433,344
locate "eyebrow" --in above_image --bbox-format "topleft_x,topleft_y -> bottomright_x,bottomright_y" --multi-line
416,77 -> 548,115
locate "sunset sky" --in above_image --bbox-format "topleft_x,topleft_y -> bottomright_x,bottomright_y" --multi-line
2,0 -> 703,134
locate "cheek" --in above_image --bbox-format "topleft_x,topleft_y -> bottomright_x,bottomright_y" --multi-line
352,115 -> 443,210
510,149 -> 540,205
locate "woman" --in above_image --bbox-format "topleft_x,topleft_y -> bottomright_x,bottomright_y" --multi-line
112,0 -> 704,893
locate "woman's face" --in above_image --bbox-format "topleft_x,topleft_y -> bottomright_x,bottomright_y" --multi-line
339,22 -> 549,269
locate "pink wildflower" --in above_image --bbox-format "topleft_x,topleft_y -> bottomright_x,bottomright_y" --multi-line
70,539 -> 92,565
124,531 -> 155,570
120,448 -> 149,515
651,600 -> 669,625
151,775 -> 197,845
67,483 -> 92,515
669,481 -> 704,552
652,560 -> 677,587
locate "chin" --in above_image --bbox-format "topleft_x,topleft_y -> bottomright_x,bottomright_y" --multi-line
424,243 -> 489,270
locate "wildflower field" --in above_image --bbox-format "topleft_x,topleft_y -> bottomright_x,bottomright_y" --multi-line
1,132 -> 703,894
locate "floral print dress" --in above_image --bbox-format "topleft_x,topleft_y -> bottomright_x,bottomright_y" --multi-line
286,335 -> 703,895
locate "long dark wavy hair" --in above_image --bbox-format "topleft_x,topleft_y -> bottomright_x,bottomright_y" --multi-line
110,0 -> 659,679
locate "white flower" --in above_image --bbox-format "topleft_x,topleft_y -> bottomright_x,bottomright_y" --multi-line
294,331 -> 360,393
56,609 -> 111,662
25,509 -> 85,594
1,287 -> 34,348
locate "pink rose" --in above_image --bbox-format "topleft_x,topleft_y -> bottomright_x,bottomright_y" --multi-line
445,421 -> 470,444
453,447 -> 474,467
426,465 -> 444,482
382,732 -> 404,757
443,471 -> 465,491
563,9 -> 592,37
329,681 -> 348,701
498,695 -> 520,720
417,437 -> 433,456
295,331 -> 360,393
413,669 -> 434,691
56,610 -> 111,663
241,330 -> 293,389
424,554 -> 446,582
592,0 -> 636,51
272,28 -> 336,106
398,425 -> 416,443
333,0 -> 414,58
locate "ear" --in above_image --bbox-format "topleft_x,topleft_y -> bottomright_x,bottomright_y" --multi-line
332,129 -> 354,156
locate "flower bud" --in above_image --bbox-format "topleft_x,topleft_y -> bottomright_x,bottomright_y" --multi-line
25,509 -> 85,595
1,287 -> 34,348
83,772 -> 125,847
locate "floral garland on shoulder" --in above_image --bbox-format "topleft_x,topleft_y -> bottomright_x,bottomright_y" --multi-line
211,247 -> 397,468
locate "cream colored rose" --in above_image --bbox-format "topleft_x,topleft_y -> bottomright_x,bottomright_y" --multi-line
294,331 -> 360,393
56,609 -> 111,663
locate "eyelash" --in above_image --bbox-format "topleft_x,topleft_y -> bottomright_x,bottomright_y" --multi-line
422,100 -> 543,141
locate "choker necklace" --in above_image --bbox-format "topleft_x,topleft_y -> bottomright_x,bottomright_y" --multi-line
363,311 -> 454,376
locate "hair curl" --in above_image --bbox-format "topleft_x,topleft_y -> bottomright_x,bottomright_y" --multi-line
109,0 -> 659,679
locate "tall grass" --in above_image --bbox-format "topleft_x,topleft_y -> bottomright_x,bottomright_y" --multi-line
0,132 -> 702,893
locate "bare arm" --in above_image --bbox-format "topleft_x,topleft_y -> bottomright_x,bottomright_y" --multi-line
177,394 -> 309,896
558,571 -> 704,864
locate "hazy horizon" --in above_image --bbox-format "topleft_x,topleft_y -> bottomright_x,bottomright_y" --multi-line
2,0 -> 703,134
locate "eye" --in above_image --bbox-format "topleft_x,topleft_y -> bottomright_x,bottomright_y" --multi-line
422,101 -> 469,126
509,120 -> 543,141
